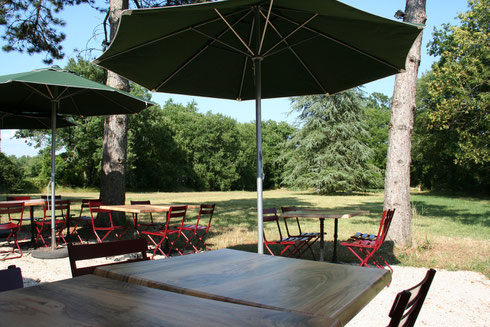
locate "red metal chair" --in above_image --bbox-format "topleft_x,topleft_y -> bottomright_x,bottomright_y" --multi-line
6,196 -> 31,241
68,238 -> 149,277
263,208 -> 313,258
35,200 -> 70,247
181,204 -> 215,253
340,209 -> 395,272
88,201 -> 129,243
0,265 -> 24,292
0,202 -> 24,259
281,206 -> 321,260
388,269 -> 436,327
130,200 -> 162,234
142,205 -> 187,259
70,198 -> 100,243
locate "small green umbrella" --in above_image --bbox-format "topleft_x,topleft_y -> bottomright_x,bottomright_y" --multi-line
0,66 -> 154,250
95,0 -> 424,253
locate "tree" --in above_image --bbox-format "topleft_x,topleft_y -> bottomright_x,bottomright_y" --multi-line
0,152 -> 24,193
384,0 -> 426,247
282,89 -> 381,193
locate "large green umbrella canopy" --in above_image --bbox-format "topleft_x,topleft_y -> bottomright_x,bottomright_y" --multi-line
95,0 -> 423,253
0,66 -> 154,250
0,112 -> 75,129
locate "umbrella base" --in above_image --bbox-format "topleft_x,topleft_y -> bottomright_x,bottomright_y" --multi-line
31,246 -> 68,259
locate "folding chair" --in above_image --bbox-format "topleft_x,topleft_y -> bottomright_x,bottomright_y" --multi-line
70,198 -> 100,243
281,206 -> 321,260
130,200 -> 161,234
35,200 -> 70,247
181,204 -> 215,253
6,196 -> 31,241
388,269 -> 436,327
0,202 -> 24,259
67,238 -> 149,277
0,265 -> 24,292
142,205 -> 187,259
88,201 -> 129,243
340,209 -> 395,272
263,208 -> 312,258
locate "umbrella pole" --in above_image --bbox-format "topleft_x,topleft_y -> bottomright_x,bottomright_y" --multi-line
254,56 -> 264,254
50,100 -> 58,250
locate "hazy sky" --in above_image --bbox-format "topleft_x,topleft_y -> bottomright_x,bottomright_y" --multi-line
0,0 -> 469,156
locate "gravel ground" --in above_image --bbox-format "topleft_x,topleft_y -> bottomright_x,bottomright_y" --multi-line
1,249 -> 488,326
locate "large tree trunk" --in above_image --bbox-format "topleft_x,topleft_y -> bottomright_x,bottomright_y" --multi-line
100,0 -> 129,221
384,0 -> 427,247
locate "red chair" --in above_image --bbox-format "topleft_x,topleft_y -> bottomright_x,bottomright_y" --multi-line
0,202 -> 24,259
281,206 -> 321,260
340,209 -> 395,272
181,204 -> 215,253
0,265 -> 24,292
130,200 -> 161,234
6,196 -> 31,241
142,205 -> 187,259
88,201 -> 129,243
68,238 -> 149,277
263,208 -> 312,258
388,269 -> 436,327
35,200 -> 70,247
70,198 -> 100,243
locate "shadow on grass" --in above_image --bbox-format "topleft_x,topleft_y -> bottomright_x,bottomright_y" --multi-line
227,239 -> 400,267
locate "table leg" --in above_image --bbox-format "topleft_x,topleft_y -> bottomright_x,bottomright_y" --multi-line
319,218 -> 325,262
332,218 -> 339,262
30,206 -> 36,248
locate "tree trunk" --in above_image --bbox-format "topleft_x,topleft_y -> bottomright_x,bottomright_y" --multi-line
100,0 -> 129,221
384,0 -> 427,247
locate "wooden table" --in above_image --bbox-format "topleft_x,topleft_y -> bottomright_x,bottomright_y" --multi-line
0,274 -> 338,326
95,248 -> 391,325
0,199 -> 45,247
281,209 -> 369,262
100,203 -> 200,230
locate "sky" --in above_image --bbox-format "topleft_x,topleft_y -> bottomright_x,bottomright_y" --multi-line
0,0 -> 469,157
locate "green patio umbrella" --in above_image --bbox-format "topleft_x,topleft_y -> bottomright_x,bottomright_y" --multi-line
0,66 -> 154,250
0,111 -> 76,129
95,0 -> 423,253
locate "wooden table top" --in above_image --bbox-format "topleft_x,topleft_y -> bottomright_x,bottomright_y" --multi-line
95,249 -> 391,325
281,209 -> 369,219
100,203 -> 200,213
0,274 -> 338,327
0,199 -> 45,207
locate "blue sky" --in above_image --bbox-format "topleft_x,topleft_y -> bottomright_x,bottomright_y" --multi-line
0,0 -> 469,156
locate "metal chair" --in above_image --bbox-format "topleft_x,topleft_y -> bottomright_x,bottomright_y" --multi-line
130,200 -> 161,234
263,208 -> 312,258
68,238 -> 149,277
142,205 -> 187,259
35,200 -> 70,247
340,209 -> 395,272
88,201 -> 129,243
181,204 -> 215,253
281,206 -> 321,260
70,198 -> 100,243
388,269 -> 436,327
0,202 -> 24,259
0,265 -> 24,292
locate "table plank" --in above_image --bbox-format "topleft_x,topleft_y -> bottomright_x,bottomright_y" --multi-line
0,274 -> 338,327
95,249 -> 391,325
281,210 -> 369,219
100,204 -> 200,213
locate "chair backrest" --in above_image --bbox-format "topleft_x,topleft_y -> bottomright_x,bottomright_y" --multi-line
0,202 -> 24,225
163,205 -> 187,231
67,238 -> 149,277
0,265 -> 24,292
6,196 -> 30,201
375,209 -> 395,247
89,200 -> 113,227
263,208 -> 283,241
196,204 -> 215,230
79,198 -> 100,218
130,200 -> 154,223
388,269 -> 436,327
280,206 -> 302,237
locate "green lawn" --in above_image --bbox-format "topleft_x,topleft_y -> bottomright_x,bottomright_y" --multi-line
4,189 -> 489,276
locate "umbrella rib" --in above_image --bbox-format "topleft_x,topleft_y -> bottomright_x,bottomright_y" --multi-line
270,11 -> 402,72
262,12 -> 318,58
260,11 -> 327,94
238,15 -> 256,101
155,9 -> 254,91
215,8 -> 255,56
22,83 -> 53,101
258,0 -> 274,55
191,28 -> 251,57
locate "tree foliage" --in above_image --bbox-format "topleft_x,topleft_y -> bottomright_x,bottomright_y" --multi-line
0,152 -> 24,192
281,89 -> 381,193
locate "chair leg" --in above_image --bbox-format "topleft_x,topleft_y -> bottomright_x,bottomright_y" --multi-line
145,233 -> 167,259
0,230 -> 22,259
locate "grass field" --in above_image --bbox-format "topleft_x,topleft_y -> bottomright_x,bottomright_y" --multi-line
3,189 -> 489,276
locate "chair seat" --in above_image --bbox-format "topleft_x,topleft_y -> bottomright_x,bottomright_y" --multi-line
94,226 -> 126,231
280,236 -> 311,243
35,219 -> 65,225
341,239 -> 376,248
0,223 -> 18,230
72,216 -> 92,222
351,232 -> 377,241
